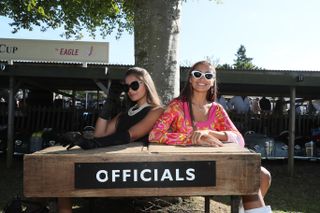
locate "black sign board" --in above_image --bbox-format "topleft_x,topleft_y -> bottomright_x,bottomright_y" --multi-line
75,161 -> 216,189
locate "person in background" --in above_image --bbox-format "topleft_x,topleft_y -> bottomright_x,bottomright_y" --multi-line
217,94 -> 228,111
307,100 -> 317,115
228,95 -> 250,114
149,60 -> 272,213
273,97 -> 285,115
312,99 -> 320,114
259,97 -> 271,115
59,67 -> 164,213
295,103 -> 303,115
251,97 -> 261,114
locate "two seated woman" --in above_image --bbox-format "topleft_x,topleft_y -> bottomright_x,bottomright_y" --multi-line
60,62 -> 272,213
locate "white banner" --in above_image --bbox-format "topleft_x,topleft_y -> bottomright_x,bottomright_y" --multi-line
0,38 -> 109,63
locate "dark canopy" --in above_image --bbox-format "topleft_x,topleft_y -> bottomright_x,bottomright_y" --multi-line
1,62 -> 319,99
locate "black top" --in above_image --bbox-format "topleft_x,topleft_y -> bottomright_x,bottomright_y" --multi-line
259,97 -> 271,111
116,106 -> 152,142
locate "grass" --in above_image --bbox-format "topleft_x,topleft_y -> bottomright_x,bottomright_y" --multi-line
263,160 -> 320,213
0,154 -> 319,213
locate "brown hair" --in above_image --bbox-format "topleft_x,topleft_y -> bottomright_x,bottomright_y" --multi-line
179,60 -> 217,102
125,67 -> 162,107
179,60 -> 217,129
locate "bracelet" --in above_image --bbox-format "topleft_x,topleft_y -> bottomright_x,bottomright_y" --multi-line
224,131 -> 228,140
191,138 -> 197,146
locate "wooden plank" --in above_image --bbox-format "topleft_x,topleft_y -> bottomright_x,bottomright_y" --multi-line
31,143 -> 251,155
24,143 -> 260,198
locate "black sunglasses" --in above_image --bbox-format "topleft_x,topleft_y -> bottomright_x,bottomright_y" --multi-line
123,81 -> 142,92
191,70 -> 215,80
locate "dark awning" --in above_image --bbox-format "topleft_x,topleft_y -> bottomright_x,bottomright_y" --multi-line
0,62 -> 320,99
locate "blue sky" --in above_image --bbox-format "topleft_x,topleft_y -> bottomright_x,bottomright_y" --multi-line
1,0 -> 320,70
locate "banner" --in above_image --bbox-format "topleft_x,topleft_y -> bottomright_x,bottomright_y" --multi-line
0,38 -> 109,63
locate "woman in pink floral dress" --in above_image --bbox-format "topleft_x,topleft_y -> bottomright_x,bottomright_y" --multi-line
149,60 -> 272,213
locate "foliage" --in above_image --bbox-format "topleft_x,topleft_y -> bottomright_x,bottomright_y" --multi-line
1,0 -> 224,40
0,0 -> 134,39
216,63 -> 233,69
233,44 -> 257,69
216,45 -> 263,70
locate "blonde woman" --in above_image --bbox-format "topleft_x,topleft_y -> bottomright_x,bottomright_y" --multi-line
63,67 -> 163,150
59,67 -> 163,213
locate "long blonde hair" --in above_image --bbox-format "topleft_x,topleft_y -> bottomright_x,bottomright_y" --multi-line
125,67 -> 162,107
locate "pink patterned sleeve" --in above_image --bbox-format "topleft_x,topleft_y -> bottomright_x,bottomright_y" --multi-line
149,100 -> 192,145
215,105 -> 245,147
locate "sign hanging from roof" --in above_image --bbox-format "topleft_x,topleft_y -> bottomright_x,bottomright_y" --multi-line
0,38 -> 109,64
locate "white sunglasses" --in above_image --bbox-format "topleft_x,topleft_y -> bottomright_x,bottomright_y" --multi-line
191,70 -> 215,80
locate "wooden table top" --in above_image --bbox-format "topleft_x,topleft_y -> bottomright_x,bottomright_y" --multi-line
33,142 -> 252,155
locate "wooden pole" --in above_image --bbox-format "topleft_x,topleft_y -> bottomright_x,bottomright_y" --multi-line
204,196 -> 210,213
6,76 -> 15,168
72,90 -> 75,109
288,87 -> 296,176
231,196 -> 241,213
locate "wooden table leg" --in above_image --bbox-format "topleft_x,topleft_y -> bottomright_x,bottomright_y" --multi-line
230,196 -> 241,213
204,196 -> 210,213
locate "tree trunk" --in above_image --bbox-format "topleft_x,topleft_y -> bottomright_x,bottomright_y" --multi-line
133,0 -> 181,104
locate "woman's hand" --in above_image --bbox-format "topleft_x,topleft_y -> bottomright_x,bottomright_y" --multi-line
191,130 -> 223,147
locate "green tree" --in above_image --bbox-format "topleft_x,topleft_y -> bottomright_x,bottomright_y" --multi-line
216,45 -> 262,70
0,0 -> 134,39
233,44 -> 257,69
216,63 -> 233,69
0,0 -> 184,104
1,0 -> 225,103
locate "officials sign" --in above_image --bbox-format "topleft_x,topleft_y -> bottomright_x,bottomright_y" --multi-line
75,161 -> 216,189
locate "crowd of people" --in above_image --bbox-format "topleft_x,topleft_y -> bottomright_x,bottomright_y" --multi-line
218,95 -> 320,116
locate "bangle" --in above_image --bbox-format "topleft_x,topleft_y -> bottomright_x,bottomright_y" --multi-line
224,131 -> 228,140
192,138 -> 197,146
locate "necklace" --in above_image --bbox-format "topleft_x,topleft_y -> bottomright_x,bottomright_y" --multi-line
191,102 -> 211,112
128,103 -> 151,116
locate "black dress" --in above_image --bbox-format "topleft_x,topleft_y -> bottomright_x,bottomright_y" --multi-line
116,106 -> 152,142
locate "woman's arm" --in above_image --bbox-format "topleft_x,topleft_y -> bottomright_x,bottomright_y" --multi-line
94,114 -> 120,138
190,104 -> 244,147
149,100 -> 192,146
215,105 -> 245,147
128,106 -> 164,141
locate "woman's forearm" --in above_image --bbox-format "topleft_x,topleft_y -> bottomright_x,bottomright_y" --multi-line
208,130 -> 228,141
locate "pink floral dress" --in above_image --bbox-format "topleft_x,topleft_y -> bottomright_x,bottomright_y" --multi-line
149,98 -> 244,147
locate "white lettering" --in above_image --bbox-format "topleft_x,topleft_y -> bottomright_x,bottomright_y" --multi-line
133,169 -> 138,182
186,168 -> 195,181
140,169 -> 152,181
175,169 -> 184,181
96,170 -> 108,182
154,169 -> 158,181
161,169 -> 173,181
122,169 -> 131,182
111,170 -> 120,182
95,167 -> 197,183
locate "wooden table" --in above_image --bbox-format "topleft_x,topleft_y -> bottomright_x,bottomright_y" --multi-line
24,143 -> 260,212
